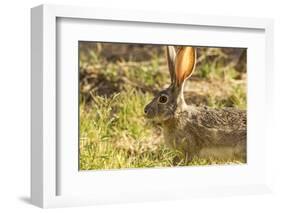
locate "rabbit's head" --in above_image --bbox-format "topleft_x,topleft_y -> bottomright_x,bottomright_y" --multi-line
144,46 -> 196,121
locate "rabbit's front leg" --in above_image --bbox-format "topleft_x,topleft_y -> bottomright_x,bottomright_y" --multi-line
177,137 -> 200,163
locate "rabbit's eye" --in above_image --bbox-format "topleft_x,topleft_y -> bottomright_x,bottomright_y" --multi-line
158,95 -> 168,104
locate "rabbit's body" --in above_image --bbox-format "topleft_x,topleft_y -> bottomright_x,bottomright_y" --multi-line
162,105 -> 246,161
144,46 -> 247,162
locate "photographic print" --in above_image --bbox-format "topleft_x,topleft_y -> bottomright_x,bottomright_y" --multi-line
79,42 -> 247,170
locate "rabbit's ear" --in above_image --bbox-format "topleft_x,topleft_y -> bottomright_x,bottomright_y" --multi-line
175,47 -> 196,87
166,46 -> 177,85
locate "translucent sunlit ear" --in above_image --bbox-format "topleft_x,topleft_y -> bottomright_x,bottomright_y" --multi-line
175,47 -> 196,86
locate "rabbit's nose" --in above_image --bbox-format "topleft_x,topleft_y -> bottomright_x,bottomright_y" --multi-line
144,106 -> 149,114
144,105 -> 152,115
144,105 -> 154,117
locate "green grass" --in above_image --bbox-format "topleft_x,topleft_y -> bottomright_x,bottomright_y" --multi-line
79,45 -> 247,170
79,89 -> 183,170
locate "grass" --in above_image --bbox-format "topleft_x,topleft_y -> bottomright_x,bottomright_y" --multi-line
79,90 -> 182,170
79,44 -> 247,170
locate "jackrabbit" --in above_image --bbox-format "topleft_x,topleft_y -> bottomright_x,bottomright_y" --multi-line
144,46 -> 246,162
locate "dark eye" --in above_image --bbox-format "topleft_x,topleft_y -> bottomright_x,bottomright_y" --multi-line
158,95 -> 168,104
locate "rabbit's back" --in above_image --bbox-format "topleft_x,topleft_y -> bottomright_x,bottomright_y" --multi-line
189,106 -> 246,131
184,106 -> 246,146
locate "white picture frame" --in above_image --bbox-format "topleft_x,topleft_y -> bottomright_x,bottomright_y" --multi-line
31,4 -> 274,208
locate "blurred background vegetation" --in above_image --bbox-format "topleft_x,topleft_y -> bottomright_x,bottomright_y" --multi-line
79,42 -> 247,170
